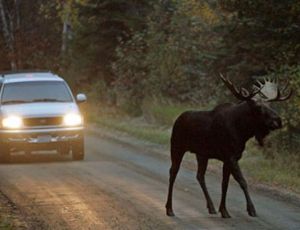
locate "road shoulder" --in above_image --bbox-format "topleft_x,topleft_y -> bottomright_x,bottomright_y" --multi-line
0,190 -> 28,229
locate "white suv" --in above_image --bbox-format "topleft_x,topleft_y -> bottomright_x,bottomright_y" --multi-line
0,71 -> 86,162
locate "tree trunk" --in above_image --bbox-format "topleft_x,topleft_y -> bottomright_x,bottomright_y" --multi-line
61,1 -> 72,56
15,0 -> 22,68
0,0 -> 17,70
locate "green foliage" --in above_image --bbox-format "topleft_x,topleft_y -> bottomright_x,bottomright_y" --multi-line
219,0 -> 300,76
0,0 -> 62,70
141,97 -> 218,126
142,98 -> 192,126
94,115 -> 170,145
113,0 -> 222,108
262,65 -> 300,155
241,141 -> 300,193
66,0 -> 154,84
268,66 -> 300,127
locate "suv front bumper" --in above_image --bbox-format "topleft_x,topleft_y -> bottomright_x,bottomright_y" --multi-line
0,127 -> 84,151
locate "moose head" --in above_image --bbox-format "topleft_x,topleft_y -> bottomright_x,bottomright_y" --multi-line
219,74 -> 293,146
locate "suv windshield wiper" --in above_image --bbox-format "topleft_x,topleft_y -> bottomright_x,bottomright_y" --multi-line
31,98 -> 69,102
2,100 -> 31,105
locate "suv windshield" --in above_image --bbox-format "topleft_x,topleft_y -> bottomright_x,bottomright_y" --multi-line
1,81 -> 73,105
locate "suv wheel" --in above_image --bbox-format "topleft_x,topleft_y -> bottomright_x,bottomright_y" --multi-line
0,143 -> 11,163
58,144 -> 71,156
72,138 -> 84,161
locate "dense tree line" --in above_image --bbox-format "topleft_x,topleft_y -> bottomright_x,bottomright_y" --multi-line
0,0 -> 299,153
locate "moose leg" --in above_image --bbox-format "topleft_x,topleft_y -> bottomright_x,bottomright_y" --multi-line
219,162 -> 231,218
229,160 -> 257,217
196,155 -> 216,214
166,149 -> 185,216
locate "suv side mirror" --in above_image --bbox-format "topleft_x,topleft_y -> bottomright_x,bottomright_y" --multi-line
76,93 -> 87,103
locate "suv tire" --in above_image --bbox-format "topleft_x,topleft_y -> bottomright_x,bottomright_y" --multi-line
72,138 -> 84,161
0,143 -> 11,163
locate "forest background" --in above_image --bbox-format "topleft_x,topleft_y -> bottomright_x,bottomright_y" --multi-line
0,0 -> 299,191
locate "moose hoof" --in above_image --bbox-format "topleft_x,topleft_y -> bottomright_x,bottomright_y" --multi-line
166,208 -> 175,217
220,209 -> 231,218
247,204 -> 257,217
247,208 -> 257,217
208,208 -> 217,214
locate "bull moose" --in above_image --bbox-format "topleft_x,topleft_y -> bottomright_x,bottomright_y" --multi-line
165,74 -> 292,218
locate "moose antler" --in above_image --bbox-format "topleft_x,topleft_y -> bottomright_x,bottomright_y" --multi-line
253,77 -> 293,102
219,73 -> 261,101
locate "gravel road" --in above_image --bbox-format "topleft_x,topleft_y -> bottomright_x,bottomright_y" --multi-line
0,130 -> 299,229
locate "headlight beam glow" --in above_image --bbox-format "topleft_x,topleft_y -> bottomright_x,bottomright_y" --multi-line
63,113 -> 82,126
2,116 -> 23,129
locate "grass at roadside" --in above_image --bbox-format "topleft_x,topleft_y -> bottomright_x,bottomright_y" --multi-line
141,99 -> 195,126
240,142 -> 300,194
0,193 -> 21,230
95,116 -> 170,145
0,219 -> 13,230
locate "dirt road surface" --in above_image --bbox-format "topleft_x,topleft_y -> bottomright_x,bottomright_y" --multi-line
0,131 -> 299,229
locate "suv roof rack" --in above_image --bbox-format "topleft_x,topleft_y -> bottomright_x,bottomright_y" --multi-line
0,70 -> 52,77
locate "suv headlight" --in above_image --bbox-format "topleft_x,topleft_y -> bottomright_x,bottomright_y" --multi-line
63,113 -> 83,126
2,116 -> 23,129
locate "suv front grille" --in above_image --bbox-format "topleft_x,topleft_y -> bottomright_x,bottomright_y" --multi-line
23,117 -> 63,127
